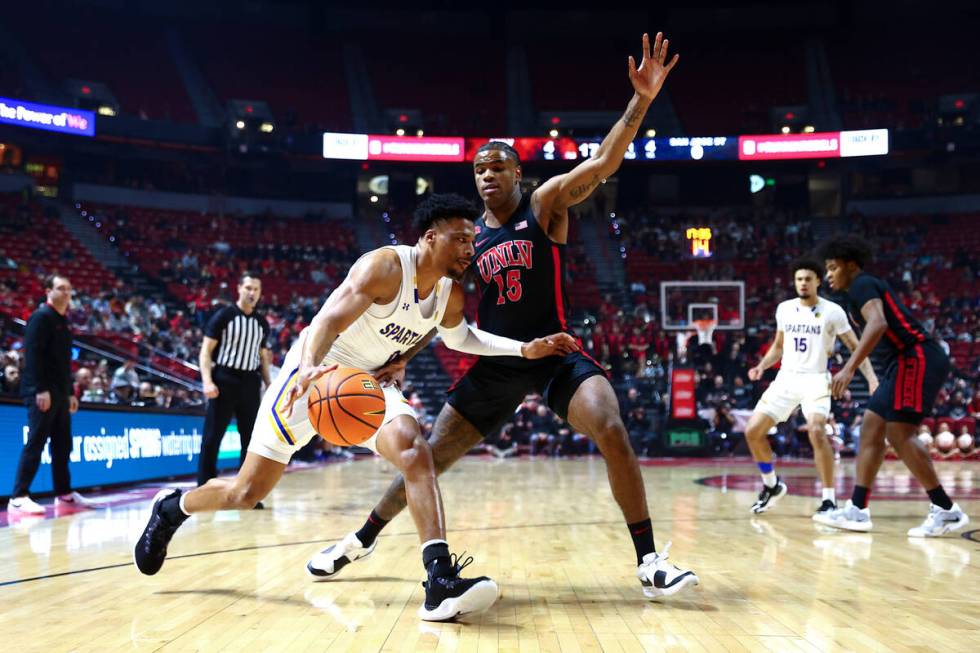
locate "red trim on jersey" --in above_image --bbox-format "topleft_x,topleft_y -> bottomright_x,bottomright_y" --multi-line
883,291 -> 925,342
551,245 -> 569,332
913,343 -> 926,413
883,328 -> 903,348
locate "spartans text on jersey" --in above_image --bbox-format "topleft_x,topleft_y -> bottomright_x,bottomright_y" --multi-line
378,322 -> 427,347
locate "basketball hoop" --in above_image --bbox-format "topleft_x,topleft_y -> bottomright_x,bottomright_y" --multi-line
693,319 -> 717,346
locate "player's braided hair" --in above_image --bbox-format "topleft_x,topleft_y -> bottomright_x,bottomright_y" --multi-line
816,235 -> 873,269
789,256 -> 825,279
412,193 -> 480,236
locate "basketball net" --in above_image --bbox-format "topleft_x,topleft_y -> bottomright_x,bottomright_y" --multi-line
678,319 -> 717,358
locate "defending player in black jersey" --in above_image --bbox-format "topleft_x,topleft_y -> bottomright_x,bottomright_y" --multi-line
813,235 -> 969,536
306,32 -> 698,599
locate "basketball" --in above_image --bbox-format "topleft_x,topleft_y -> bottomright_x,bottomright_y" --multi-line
957,433 -> 975,455
307,367 -> 386,446
935,431 -> 956,454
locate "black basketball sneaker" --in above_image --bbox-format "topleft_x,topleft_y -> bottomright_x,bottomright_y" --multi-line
418,553 -> 499,622
134,488 -> 188,575
750,478 -> 788,514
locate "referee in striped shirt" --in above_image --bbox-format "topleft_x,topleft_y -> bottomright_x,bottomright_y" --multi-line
197,272 -> 271,487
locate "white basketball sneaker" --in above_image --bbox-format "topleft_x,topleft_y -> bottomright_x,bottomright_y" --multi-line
812,499 -> 873,532
306,532 -> 377,580
636,541 -> 699,599
8,496 -> 45,515
55,491 -> 96,508
907,503 -> 970,537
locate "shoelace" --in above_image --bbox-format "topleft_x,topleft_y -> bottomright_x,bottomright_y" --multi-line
450,551 -> 475,576
658,541 -> 672,563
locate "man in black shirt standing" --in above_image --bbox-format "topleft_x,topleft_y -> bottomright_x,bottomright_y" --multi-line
815,236 -> 969,536
197,272 -> 271,488
8,274 -> 90,514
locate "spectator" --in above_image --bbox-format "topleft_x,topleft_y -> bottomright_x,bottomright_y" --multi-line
74,367 -> 92,400
112,359 -> 141,397
2,363 -> 20,395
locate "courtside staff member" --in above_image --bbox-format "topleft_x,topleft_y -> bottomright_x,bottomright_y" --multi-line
197,272 -> 271,486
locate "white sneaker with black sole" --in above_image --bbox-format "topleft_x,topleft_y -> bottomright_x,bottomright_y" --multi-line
750,479 -> 788,514
636,541 -> 699,599
812,499 -> 872,532
907,503 -> 970,537
307,532 -> 377,580
417,554 -> 498,622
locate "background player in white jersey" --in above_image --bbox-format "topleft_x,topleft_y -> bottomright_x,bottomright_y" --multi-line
134,193 -> 577,621
745,258 -> 878,516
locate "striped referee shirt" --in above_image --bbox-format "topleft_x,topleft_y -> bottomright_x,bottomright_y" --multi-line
205,304 -> 270,373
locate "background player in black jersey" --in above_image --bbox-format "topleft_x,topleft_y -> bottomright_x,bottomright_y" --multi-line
813,236 -> 969,536
307,32 -> 698,599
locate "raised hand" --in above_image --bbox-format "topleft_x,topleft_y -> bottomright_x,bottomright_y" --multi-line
628,32 -> 679,101
521,333 -> 580,360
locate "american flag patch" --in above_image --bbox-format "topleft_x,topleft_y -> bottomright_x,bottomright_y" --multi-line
515,220 -> 528,230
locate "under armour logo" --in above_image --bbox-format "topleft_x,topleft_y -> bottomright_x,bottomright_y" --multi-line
402,303 -> 410,311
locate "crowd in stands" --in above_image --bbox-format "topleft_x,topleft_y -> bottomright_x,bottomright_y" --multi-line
2,189 -> 978,460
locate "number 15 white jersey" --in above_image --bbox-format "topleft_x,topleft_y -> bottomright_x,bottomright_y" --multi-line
776,297 -> 851,374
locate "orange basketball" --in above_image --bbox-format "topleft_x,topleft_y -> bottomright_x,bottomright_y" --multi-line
307,367 -> 386,446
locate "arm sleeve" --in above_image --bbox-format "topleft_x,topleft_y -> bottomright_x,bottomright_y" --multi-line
436,318 -> 524,358
204,306 -> 231,339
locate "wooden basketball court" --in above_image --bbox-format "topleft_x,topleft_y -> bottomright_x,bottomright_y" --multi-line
2,457 -> 977,652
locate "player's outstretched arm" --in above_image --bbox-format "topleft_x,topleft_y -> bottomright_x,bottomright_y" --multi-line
831,299 -> 887,398
282,249 -> 401,415
435,284 -> 579,359
748,331 -> 784,381
838,329 -> 879,394
532,32 -> 678,220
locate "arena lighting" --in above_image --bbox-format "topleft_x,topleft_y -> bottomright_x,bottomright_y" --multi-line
259,122 -> 274,133
97,106 -> 116,117
548,128 -> 559,138
645,128 -> 656,137
550,116 -> 560,125
235,120 -> 245,129
780,125 -> 791,134
416,129 -> 424,137
369,195 -> 379,203
802,125 -> 815,133
954,98 -> 965,109
395,128 -> 406,136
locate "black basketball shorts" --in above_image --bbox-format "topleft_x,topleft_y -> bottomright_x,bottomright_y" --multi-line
867,340 -> 950,424
446,351 -> 607,437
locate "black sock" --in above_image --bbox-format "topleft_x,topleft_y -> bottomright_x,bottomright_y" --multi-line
926,485 -> 954,510
422,541 -> 453,578
851,485 -> 870,509
355,510 -> 389,547
627,518 -> 656,565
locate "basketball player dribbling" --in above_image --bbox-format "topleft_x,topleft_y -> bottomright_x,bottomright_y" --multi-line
813,235 -> 969,536
133,194 -> 577,621
744,258 -> 878,516
308,32 -> 700,599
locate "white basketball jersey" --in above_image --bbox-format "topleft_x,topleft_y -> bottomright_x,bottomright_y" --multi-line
325,245 -> 453,373
776,297 -> 851,374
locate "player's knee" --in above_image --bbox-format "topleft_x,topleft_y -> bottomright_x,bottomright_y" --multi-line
398,433 -> 435,478
591,418 -> 630,454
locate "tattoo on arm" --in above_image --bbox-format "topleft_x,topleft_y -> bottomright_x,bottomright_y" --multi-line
569,174 -> 601,199
622,105 -> 643,127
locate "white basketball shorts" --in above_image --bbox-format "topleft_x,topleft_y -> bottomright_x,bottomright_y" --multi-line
755,370 -> 832,423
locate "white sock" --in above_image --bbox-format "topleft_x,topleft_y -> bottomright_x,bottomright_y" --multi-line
761,471 -> 777,488
420,538 -> 448,552
822,487 -> 835,503
178,493 -> 191,516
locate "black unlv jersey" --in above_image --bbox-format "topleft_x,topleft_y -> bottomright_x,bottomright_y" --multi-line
472,194 -> 571,358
